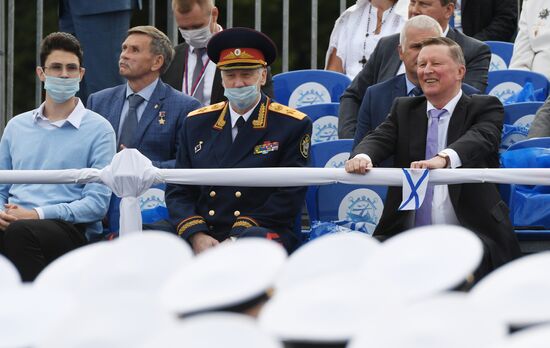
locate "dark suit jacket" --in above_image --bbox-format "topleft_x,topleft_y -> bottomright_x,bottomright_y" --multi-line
461,0 -> 518,42
162,43 -> 274,103
352,94 -> 521,268
338,29 -> 491,139
353,74 -> 480,147
165,94 -> 312,248
87,79 -> 201,168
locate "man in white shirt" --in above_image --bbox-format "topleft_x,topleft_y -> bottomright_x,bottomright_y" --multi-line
346,37 -> 520,275
163,0 -> 273,105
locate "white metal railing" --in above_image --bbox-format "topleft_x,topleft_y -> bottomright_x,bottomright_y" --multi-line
0,149 -> 549,237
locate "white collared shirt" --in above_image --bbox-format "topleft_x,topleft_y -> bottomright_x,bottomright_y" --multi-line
33,98 -> 86,130
426,89 -> 463,225
227,98 -> 261,141
184,24 -> 222,105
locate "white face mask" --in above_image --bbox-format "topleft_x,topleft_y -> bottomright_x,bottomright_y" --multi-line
178,14 -> 213,48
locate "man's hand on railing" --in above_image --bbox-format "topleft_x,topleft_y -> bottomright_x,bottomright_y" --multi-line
345,155 -> 373,174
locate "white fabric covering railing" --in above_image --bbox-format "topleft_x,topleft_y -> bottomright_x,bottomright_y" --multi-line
1,149 -> 549,235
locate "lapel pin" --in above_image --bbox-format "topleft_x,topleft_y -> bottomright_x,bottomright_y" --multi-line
154,104 -> 159,109
195,141 -> 203,153
158,111 -> 166,125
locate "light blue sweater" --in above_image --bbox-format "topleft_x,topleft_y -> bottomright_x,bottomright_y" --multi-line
0,107 -> 116,240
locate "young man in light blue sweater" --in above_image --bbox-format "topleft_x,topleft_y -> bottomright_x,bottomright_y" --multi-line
0,32 -> 116,281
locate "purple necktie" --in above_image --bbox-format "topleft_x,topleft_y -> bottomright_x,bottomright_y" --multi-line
415,108 -> 446,227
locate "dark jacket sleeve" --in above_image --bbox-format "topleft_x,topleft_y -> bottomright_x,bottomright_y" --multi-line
165,117 -> 210,240
447,95 -> 504,167
353,87 -> 374,148
462,38 -> 491,93
338,54 -> 377,139
351,98 -> 400,165
466,0 -> 518,42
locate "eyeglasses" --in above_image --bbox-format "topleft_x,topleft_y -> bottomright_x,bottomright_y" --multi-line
42,63 -> 82,76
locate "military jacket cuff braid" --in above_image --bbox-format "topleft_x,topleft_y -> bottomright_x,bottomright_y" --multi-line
230,216 -> 260,236
177,215 -> 209,240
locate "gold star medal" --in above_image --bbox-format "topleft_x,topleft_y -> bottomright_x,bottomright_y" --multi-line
158,111 -> 166,125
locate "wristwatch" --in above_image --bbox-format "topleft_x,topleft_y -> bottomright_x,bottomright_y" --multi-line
436,151 -> 450,168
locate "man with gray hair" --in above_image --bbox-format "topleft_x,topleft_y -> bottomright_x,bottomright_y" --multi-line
88,25 -> 201,168
353,15 -> 479,148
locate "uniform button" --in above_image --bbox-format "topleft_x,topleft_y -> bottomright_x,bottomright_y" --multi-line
235,191 -> 242,198
234,210 -> 240,217
209,210 -> 215,216
209,191 -> 216,197
209,225 -> 214,230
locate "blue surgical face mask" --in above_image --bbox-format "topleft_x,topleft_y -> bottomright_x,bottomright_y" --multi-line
44,75 -> 80,103
224,84 -> 260,110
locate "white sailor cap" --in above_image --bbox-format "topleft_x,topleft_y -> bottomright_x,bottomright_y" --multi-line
0,285 -> 76,348
259,273 -> 370,346
489,324 -> 550,348
0,253 -> 20,289
140,312 -> 283,348
361,224 -> 483,303
35,231 -> 193,299
34,238 -> 112,290
160,238 -> 287,317
275,232 -> 379,292
349,292 -> 507,348
470,251 -> 550,328
37,294 -> 177,348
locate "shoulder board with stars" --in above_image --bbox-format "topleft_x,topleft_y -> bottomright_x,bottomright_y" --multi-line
188,101 -> 227,117
268,102 -> 307,120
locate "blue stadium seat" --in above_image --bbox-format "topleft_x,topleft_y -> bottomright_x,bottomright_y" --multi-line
485,41 -> 514,71
507,137 -> 550,151
297,103 -> 339,145
504,102 -> 543,125
500,138 -> 550,244
500,102 -> 544,153
486,70 -> 549,103
306,140 -> 387,231
273,70 -> 351,108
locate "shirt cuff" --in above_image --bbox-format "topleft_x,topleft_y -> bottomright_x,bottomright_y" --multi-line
440,149 -> 461,168
34,207 -> 44,219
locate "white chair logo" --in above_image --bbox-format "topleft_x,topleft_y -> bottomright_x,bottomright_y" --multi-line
489,82 -> 522,102
288,82 -> 331,108
338,188 -> 383,225
139,188 -> 166,210
489,54 -> 507,72
324,152 -> 349,168
312,116 -> 339,144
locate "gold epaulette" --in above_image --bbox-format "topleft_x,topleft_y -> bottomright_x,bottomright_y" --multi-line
268,102 -> 307,120
188,101 -> 227,117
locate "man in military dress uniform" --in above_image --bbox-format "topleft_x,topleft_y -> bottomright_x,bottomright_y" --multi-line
166,27 -> 312,254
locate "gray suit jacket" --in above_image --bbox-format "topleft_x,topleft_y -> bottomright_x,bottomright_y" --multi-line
528,96 -> 550,138
338,28 -> 491,139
